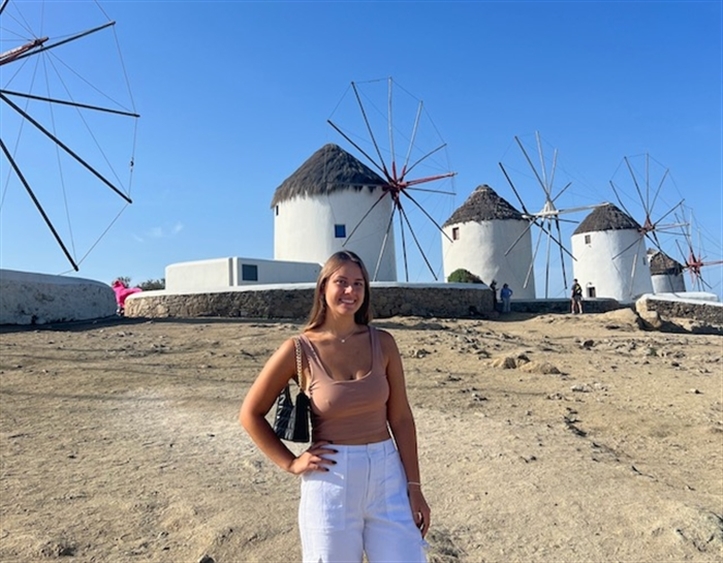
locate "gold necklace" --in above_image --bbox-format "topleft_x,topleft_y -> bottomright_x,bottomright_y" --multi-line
327,327 -> 357,343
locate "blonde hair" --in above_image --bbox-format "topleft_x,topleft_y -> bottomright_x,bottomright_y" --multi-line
306,250 -> 372,330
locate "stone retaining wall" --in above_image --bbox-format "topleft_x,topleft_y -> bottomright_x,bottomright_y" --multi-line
124,284 -> 494,320
508,298 -> 623,315
636,296 -> 723,327
124,286 -> 631,321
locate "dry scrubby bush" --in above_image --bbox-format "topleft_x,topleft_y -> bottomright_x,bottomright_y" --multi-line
137,278 -> 165,290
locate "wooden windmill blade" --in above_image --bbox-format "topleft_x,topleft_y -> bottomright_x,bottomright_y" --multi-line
625,237 -> 647,298
553,216 -> 569,291
623,156 -> 649,220
515,133 -> 551,199
675,219 -> 723,291
372,206 -> 397,282
327,77 -> 457,282
0,0 -> 139,273
609,179 -> 638,229
503,219 -> 536,257
611,235 -> 646,261
327,118 -> 389,179
526,224 -> 545,290
609,153 -> 690,293
643,198 -> 687,253
340,188 -> 391,250
499,131 -> 602,297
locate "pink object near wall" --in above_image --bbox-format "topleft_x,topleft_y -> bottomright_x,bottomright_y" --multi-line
112,280 -> 142,307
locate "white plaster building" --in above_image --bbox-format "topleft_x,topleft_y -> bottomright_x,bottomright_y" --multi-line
165,257 -> 321,292
271,144 -> 396,281
571,204 -> 653,303
441,184 -> 536,299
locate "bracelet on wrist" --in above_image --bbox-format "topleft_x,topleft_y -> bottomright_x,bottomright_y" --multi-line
407,481 -> 422,488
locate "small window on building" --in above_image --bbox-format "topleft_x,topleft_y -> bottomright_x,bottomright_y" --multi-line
452,227 -> 460,241
584,234 -> 591,245
587,286 -> 596,298
241,264 -> 258,281
275,205 -> 279,216
334,224 -> 346,238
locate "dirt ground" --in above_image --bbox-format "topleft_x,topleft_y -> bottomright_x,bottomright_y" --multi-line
1,310 -> 721,563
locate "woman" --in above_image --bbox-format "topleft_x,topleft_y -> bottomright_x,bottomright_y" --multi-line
240,250 -> 430,563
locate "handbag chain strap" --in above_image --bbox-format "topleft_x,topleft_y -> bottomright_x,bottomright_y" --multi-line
293,336 -> 305,393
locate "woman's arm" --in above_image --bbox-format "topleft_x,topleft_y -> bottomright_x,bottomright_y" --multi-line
239,337 -> 334,474
380,330 -> 431,537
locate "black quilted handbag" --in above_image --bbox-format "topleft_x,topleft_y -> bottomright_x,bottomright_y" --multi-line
273,337 -> 310,442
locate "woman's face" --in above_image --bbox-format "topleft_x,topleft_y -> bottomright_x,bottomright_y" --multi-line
323,262 -> 365,318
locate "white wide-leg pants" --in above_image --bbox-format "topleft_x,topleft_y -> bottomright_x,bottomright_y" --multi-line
299,438 -> 428,563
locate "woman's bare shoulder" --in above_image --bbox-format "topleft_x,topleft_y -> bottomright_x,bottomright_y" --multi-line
299,328 -> 323,344
372,326 -> 399,350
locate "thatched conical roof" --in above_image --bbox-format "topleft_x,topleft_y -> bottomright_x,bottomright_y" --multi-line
647,249 -> 685,275
270,144 -> 385,208
443,184 -> 524,227
573,203 -> 641,235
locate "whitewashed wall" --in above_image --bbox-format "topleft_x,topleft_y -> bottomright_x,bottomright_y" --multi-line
572,230 -> 653,302
652,273 -> 686,294
166,258 -> 235,291
234,258 -> 321,285
0,269 -> 116,325
441,219 -> 536,299
166,257 -> 321,292
273,190 -> 396,281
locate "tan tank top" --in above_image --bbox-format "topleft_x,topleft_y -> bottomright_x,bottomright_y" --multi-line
298,326 -> 389,443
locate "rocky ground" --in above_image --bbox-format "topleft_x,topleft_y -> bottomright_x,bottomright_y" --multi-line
0,309 -> 721,563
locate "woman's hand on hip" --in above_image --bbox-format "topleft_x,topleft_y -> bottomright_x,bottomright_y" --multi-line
287,441 -> 337,475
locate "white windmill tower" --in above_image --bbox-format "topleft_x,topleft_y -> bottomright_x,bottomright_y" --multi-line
648,249 -> 686,293
271,143 -> 397,281
441,184 -> 536,299
571,203 -> 653,302
498,132 -> 605,298
586,153 -> 689,301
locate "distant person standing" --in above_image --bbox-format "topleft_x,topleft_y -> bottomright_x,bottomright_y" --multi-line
489,280 -> 498,312
500,283 -> 513,313
571,279 -> 583,314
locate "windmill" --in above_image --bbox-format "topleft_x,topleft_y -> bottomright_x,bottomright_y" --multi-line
674,209 -> 723,293
647,247 -> 686,293
608,153 -> 688,295
326,77 -> 457,282
498,131 -> 604,298
0,0 -> 139,273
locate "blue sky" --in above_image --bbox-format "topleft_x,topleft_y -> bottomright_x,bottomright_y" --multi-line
1,0 -> 721,299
